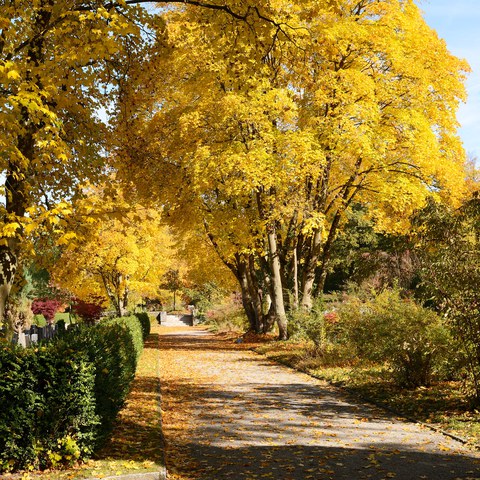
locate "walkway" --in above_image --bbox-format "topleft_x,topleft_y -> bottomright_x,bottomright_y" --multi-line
157,326 -> 480,480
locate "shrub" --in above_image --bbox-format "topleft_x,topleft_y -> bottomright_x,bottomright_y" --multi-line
64,316 -> 143,442
135,312 -> 151,340
287,297 -> 327,347
0,315 -> 144,473
72,299 -> 104,324
336,288 -> 452,387
0,342 -> 40,472
203,303 -> 249,332
0,341 -> 98,472
31,299 -> 63,323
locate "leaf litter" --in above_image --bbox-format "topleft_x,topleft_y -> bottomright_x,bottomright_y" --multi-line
157,325 -> 480,480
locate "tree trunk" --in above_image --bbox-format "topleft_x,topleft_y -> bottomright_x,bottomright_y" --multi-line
0,246 -> 18,335
246,255 -> 264,333
293,246 -> 299,310
267,227 -> 288,340
235,255 -> 264,332
301,228 -> 322,310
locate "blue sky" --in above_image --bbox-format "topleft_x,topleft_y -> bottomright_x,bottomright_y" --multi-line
419,0 -> 480,160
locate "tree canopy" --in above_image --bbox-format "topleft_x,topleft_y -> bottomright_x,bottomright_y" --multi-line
113,0 -> 469,336
0,0 -> 472,336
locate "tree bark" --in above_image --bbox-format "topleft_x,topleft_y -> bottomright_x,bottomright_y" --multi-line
267,227 -> 288,340
293,246 -> 299,310
300,228 -> 322,310
234,254 -> 264,332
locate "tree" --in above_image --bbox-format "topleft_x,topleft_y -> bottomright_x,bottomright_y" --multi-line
0,0 -> 166,331
0,0 -> 311,336
49,183 -> 174,317
71,298 -> 104,324
114,0 -> 469,337
31,298 -> 63,324
161,269 -> 183,311
414,196 -> 480,404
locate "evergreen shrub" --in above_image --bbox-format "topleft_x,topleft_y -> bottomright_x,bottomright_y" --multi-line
0,341 -> 98,472
135,312 -> 151,340
0,315 -> 144,473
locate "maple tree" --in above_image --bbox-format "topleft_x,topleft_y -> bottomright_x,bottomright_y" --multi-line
48,183 -> 174,317
31,298 -> 63,323
0,0 -> 302,337
71,298 -> 104,324
114,0 -> 469,337
161,269 -> 183,311
0,0 -> 162,330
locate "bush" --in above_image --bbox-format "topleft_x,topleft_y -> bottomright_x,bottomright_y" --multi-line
336,288 -> 452,387
0,341 -> 98,472
31,299 -> 63,323
202,303 -> 249,332
0,315 -> 144,473
287,297 -> 327,347
64,316 -> 143,442
71,299 -> 104,324
135,312 -> 151,340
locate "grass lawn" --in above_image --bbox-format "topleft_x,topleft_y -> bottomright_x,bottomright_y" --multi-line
255,340 -> 480,449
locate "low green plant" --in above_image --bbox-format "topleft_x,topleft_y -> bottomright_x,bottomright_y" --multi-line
336,288 -> 453,387
33,314 -> 47,327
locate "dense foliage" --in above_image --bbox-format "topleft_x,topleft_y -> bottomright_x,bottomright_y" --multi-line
0,315 -> 144,473
414,197 -> 480,402
72,298 -> 105,324
335,289 -> 452,387
134,312 -> 151,341
117,0 -> 468,337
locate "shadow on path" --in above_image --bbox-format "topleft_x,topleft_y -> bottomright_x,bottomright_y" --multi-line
158,329 -> 480,480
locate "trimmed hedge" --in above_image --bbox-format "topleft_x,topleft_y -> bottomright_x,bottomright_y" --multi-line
0,315 -> 144,473
135,312 -> 151,340
0,342 -> 98,471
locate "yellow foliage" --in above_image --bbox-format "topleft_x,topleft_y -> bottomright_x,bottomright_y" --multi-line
49,182 -> 175,310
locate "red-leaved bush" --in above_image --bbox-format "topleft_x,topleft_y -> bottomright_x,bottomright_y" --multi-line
31,299 -> 63,323
72,299 -> 104,324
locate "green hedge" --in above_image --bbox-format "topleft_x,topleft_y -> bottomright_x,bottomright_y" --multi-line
0,315 -> 144,473
0,342 -> 98,471
135,312 -> 151,340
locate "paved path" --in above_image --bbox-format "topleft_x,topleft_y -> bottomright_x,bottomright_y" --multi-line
157,326 -> 480,480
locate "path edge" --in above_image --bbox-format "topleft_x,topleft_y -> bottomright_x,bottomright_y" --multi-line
250,345 -> 479,451
85,332 -> 167,480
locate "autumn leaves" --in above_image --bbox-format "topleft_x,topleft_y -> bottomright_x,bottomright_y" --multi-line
0,1 -> 471,340
113,0 -> 469,335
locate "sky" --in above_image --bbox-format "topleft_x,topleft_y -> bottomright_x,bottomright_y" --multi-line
418,0 -> 480,160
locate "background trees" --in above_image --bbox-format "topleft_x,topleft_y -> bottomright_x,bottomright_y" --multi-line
0,0 -> 161,326
114,0 -> 469,336
48,184 -> 174,317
